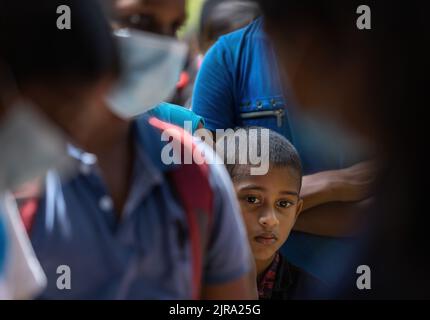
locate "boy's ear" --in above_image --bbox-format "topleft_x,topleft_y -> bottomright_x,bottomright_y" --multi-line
295,198 -> 304,221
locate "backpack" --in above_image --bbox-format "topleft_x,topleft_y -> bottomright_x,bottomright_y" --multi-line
17,116 -> 214,300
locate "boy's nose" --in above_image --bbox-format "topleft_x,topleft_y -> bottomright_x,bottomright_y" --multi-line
259,210 -> 279,229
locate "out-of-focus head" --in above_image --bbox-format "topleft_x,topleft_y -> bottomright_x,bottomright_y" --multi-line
0,0 -> 121,137
88,1 -> 190,120
199,0 -> 260,53
256,0 -> 420,147
114,0 -> 186,37
257,1 -> 429,297
256,1 -> 372,136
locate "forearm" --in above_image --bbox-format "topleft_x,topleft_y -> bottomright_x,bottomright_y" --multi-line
301,171 -> 338,211
301,162 -> 375,211
293,198 -> 373,237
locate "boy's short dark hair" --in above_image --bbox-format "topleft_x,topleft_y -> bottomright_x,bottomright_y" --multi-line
221,127 -> 303,187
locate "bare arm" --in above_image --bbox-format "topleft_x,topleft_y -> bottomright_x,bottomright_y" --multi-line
296,162 -> 376,236
301,161 -> 376,211
294,198 -> 373,237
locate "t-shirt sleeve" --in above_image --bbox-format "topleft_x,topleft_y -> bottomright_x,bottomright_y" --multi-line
147,102 -> 204,134
192,39 -> 236,131
198,143 -> 252,285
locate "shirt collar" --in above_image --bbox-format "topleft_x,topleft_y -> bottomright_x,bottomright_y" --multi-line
257,251 -> 281,299
65,119 -> 166,217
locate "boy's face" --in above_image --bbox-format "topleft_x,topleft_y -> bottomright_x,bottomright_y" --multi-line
234,166 -> 303,262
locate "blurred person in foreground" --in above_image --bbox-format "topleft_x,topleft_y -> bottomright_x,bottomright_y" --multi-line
256,0 -> 428,298
0,0 -> 255,299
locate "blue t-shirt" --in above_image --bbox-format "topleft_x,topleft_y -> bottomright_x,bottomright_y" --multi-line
29,116 -> 251,299
192,18 -> 358,283
147,102 -> 204,134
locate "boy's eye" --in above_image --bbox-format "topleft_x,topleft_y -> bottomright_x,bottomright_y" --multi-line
277,200 -> 293,208
246,196 -> 261,204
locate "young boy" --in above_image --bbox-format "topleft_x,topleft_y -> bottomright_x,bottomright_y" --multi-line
222,127 -> 326,299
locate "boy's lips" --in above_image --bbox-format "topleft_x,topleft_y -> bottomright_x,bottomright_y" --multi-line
254,232 -> 278,245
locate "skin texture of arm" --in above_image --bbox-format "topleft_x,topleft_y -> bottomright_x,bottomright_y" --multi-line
300,161 -> 376,212
292,161 -> 376,237
294,198 -> 374,237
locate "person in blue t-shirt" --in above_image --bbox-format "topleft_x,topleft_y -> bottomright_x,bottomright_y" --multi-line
192,17 -> 374,283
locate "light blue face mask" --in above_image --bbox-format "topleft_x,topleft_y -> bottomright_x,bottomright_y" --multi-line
106,28 -> 188,119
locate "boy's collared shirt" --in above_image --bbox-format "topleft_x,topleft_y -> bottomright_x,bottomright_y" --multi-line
258,251 -> 327,300
257,252 -> 280,299
29,116 -> 251,299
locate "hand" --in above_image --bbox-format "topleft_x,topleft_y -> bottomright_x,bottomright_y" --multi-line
327,161 -> 376,203
301,161 -> 377,210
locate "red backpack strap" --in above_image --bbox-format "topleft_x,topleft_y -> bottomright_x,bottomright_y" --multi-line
13,181 -> 41,235
18,198 -> 39,234
148,116 -> 213,300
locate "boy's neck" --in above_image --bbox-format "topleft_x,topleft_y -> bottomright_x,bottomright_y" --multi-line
255,254 -> 276,279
